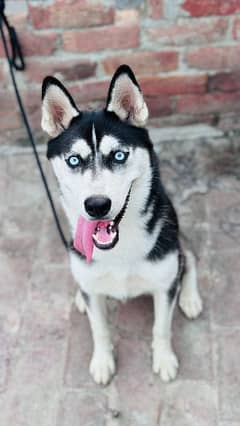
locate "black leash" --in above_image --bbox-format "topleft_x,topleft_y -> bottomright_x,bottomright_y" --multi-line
0,0 -> 69,250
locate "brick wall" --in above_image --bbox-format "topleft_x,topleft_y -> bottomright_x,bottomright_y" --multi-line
1,0 -> 240,144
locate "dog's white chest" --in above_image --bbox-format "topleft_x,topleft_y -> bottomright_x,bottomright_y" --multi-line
70,249 -> 178,300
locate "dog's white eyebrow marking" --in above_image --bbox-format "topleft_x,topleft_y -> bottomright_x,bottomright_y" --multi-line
92,124 -> 97,152
71,139 -> 91,159
100,135 -> 120,156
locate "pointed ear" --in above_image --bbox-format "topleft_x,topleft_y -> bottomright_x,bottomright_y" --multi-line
41,76 -> 79,137
106,65 -> 148,127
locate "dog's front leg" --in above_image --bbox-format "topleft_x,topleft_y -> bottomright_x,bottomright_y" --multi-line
152,290 -> 178,382
86,294 -> 115,385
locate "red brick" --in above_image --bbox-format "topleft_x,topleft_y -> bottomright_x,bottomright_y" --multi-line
149,113 -> 215,128
103,51 -> 178,76
208,71 -> 240,92
3,31 -> 58,58
0,27 -> 58,58
148,0 -> 163,19
24,59 -> 96,83
140,75 -> 207,96
185,46 -> 240,70
0,26 -> 11,58
7,11 -> 28,28
21,89 -> 41,129
146,96 -> 172,117
63,23 -> 139,53
0,91 -> 21,130
176,92 -> 240,115
0,16 -> 25,60
233,17 -> 240,39
29,1 -> 114,30
182,0 -> 240,16
69,80 -> 110,103
147,18 -> 228,46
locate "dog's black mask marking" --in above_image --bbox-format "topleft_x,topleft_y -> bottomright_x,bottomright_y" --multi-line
47,110 -> 152,160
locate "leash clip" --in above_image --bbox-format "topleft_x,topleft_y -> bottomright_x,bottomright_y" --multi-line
0,0 -> 25,71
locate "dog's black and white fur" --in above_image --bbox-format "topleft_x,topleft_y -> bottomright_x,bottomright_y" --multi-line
41,65 -> 202,385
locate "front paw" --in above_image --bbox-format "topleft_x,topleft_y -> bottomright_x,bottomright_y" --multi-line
152,341 -> 179,382
179,290 -> 203,319
90,351 -> 115,385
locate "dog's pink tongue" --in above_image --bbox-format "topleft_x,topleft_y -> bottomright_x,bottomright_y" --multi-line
73,217 -> 112,263
73,216 -> 98,264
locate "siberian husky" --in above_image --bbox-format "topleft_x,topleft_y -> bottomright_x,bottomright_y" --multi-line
41,65 -> 203,385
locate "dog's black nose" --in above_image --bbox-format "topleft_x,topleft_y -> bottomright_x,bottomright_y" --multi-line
84,196 -> 111,218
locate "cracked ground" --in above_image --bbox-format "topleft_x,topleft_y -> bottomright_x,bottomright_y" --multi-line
0,125 -> 240,425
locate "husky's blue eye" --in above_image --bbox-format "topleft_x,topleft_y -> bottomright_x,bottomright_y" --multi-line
113,151 -> 128,163
66,155 -> 81,169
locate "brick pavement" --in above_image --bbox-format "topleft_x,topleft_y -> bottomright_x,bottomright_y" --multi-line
0,125 -> 239,425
